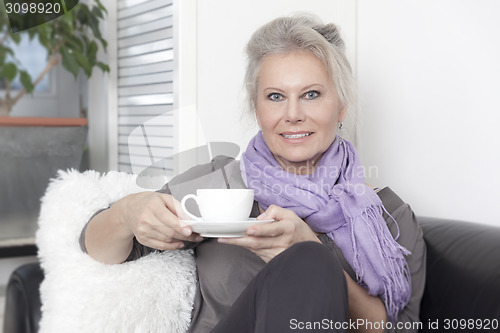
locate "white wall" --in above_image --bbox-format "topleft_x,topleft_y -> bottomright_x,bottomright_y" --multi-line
195,0 -> 357,156
357,0 -> 500,226
88,0 -> 113,172
100,0 -> 500,226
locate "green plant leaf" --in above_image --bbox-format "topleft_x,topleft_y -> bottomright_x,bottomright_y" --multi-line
57,13 -> 74,36
88,14 -> 103,41
19,70 -> 34,93
38,32 -> 50,50
1,62 -> 18,82
59,9 -> 74,33
81,35 -> 90,48
0,45 -> 15,57
91,6 -> 104,19
87,41 -> 98,66
36,23 -> 53,50
94,36 -> 107,52
74,50 -> 91,77
63,33 -> 84,53
95,0 -> 108,14
60,46 -> 79,79
96,61 -> 110,73
10,33 -> 21,44
76,4 -> 91,26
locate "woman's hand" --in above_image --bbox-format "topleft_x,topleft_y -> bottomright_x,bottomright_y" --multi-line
112,191 -> 203,250
218,204 -> 320,262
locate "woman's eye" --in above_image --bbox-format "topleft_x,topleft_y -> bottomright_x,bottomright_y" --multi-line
267,93 -> 285,102
303,90 -> 320,100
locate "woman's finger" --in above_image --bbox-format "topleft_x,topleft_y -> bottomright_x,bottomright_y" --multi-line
135,217 -> 201,248
247,220 -> 286,237
257,204 -> 293,221
153,217 -> 202,243
152,196 -> 202,242
150,218 -> 202,243
160,193 -> 190,220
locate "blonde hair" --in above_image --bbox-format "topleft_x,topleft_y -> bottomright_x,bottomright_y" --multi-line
244,13 -> 356,115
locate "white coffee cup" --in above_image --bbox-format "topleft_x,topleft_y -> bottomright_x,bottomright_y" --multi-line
180,189 -> 254,222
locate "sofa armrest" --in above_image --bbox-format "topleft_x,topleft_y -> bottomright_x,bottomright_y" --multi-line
419,217 -> 500,328
3,262 -> 44,333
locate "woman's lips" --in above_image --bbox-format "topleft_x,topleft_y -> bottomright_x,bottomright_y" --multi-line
279,131 -> 314,143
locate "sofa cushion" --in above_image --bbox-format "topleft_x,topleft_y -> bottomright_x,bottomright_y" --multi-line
419,217 -> 500,331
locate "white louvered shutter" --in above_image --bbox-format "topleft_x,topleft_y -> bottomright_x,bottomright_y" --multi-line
116,0 -> 174,173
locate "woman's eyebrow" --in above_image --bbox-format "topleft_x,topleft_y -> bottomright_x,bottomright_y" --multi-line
300,83 -> 324,92
263,87 -> 285,93
263,84 -> 324,93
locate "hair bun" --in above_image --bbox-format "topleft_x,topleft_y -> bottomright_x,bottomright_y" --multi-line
313,23 -> 345,51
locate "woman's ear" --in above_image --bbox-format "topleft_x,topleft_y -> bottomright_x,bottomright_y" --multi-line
255,110 -> 261,128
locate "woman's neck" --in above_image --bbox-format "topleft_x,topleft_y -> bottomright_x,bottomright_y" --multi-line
273,154 -> 323,175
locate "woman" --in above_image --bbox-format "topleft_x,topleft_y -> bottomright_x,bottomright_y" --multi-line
81,14 -> 425,332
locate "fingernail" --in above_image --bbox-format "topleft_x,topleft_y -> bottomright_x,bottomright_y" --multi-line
218,238 -> 227,243
182,228 -> 191,236
178,243 -> 185,249
257,213 -> 268,220
247,228 -> 256,235
195,235 -> 203,242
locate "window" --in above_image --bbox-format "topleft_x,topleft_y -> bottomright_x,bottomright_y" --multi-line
0,35 -> 50,92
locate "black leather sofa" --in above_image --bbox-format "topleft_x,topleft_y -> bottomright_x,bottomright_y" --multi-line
3,217 -> 500,333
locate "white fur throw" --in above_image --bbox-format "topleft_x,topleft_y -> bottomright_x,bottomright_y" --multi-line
36,170 -> 197,332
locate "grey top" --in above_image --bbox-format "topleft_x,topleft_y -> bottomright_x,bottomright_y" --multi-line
80,156 -> 426,333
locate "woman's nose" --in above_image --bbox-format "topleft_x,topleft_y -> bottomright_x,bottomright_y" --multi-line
284,99 -> 306,123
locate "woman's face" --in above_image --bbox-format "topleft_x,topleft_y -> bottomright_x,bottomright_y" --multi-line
255,51 -> 346,175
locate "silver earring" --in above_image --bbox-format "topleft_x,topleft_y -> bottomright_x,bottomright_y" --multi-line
338,122 -> 344,144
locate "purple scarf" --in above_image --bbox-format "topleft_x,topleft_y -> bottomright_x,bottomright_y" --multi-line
240,131 -> 411,321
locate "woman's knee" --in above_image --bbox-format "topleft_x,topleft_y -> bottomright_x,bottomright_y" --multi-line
270,241 -> 345,283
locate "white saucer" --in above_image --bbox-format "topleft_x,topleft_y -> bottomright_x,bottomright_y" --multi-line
181,218 -> 275,238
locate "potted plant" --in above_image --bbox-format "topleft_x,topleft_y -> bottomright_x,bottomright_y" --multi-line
0,1 -> 109,249
0,0 -> 109,115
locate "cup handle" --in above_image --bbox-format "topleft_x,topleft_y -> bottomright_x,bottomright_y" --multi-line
180,194 -> 203,221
